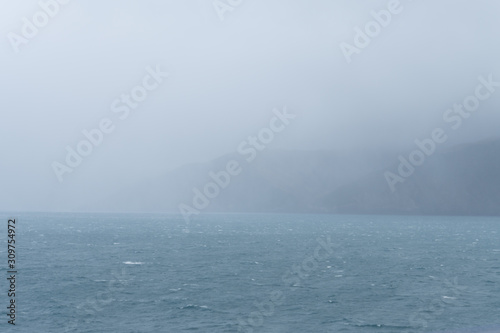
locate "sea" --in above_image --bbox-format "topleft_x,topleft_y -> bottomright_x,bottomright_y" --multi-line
0,212 -> 499,333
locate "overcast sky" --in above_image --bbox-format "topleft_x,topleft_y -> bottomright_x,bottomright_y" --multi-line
1,0 -> 499,211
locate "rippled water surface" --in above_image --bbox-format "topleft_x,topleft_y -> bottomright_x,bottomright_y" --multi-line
1,213 -> 499,332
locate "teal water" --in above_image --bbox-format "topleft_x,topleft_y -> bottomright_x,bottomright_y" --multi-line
0,213 -> 499,332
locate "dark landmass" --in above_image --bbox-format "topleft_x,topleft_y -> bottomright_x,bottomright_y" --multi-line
86,138 -> 500,216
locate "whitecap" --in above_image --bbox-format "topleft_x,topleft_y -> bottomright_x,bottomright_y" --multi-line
123,261 -> 144,265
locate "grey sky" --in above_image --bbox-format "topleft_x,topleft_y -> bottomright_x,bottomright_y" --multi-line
1,0 -> 499,211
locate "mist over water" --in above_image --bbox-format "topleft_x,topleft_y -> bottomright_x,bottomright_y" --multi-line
1,1 -> 500,333
1,0 -> 500,212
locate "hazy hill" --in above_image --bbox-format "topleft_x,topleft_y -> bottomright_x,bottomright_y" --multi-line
323,138 -> 500,216
88,139 -> 500,216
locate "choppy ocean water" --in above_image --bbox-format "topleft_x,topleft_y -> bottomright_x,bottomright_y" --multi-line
0,212 -> 499,333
